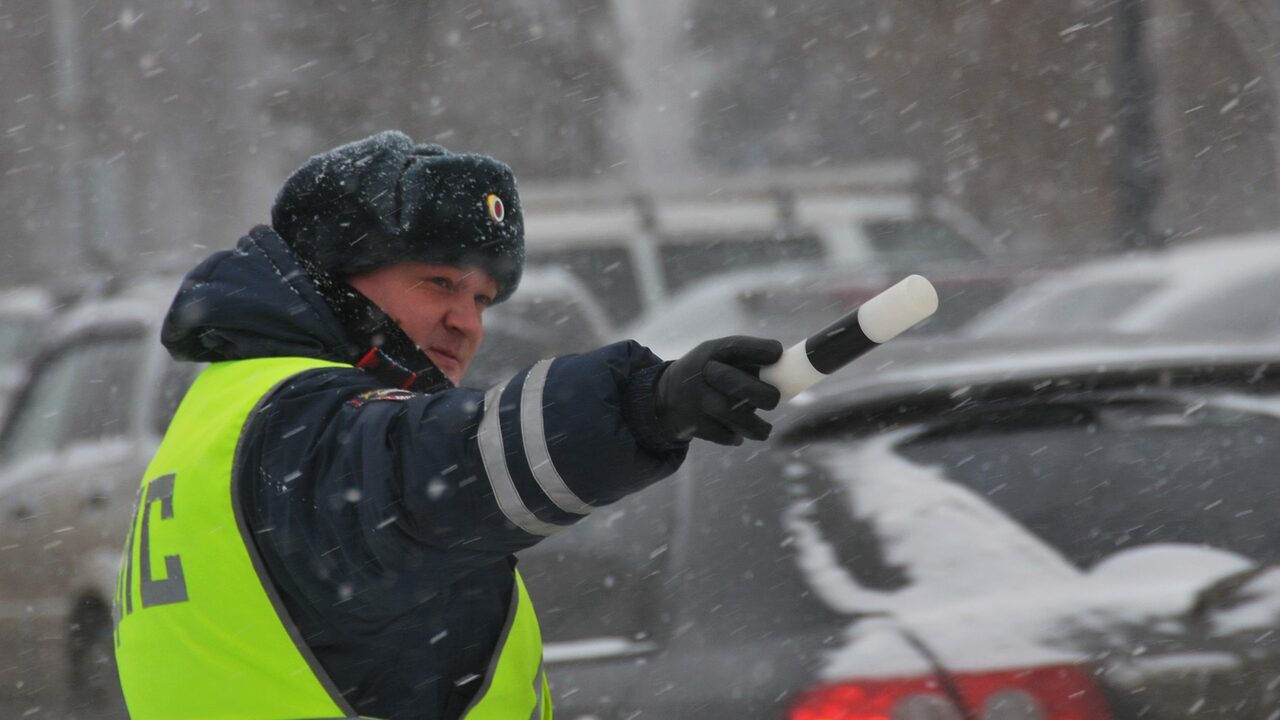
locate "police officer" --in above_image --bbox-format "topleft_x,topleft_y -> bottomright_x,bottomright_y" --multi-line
113,131 -> 782,720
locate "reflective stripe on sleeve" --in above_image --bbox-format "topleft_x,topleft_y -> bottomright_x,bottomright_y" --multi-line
520,359 -> 594,516
478,379 -> 566,537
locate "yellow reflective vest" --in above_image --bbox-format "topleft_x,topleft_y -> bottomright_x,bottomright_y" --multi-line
113,357 -> 552,719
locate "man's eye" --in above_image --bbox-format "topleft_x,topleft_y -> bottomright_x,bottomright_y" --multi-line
430,277 -> 452,290
476,295 -> 494,308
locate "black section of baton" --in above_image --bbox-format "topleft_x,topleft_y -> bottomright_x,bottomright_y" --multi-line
804,309 -> 878,374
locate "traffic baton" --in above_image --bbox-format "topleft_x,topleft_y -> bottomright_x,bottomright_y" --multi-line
760,275 -> 939,403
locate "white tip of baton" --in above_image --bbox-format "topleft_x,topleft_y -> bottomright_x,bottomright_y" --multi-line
857,274 -> 939,344
760,341 -> 825,403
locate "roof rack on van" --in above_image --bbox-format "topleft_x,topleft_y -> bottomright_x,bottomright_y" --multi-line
518,160 -> 921,213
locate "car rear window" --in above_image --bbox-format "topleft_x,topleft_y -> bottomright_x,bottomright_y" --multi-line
893,395 -> 1280,568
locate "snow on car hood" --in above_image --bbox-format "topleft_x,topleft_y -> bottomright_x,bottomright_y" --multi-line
788,431 -> 1255,679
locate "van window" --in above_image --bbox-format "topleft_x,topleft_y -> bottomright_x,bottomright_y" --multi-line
865,218 -> 980,263
527,246 -> 642,325
659,234 -> 823,293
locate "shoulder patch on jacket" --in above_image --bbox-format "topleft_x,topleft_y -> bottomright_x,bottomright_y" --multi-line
347,388 -> 417,408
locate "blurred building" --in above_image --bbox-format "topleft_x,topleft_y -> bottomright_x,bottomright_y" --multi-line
0,0 -> 1277,287
686,0 -> 1280,254
0,0 -> 626,285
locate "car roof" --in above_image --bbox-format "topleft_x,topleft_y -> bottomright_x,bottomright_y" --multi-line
966,232 -> 1280,337
781,332 -> 1280,431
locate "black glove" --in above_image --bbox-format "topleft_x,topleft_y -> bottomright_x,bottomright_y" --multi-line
653,335 -> 784,446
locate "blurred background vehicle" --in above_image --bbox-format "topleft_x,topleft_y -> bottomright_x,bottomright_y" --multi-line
0,285 -> 58,416
964,233 -> 1280,341
465,266 -> 614,388
522,164 -> 1000,327
0,276 -> 191,720
519,333 -> 1280,719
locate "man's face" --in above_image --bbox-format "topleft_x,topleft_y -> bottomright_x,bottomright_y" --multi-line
346,262 -> 498,384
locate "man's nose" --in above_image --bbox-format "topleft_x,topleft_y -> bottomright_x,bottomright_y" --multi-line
444,297 -> 483,337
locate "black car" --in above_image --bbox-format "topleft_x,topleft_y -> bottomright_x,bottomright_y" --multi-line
519,335 -> 1280,719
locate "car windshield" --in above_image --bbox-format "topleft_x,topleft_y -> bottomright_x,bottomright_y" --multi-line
0,335 -> 141,465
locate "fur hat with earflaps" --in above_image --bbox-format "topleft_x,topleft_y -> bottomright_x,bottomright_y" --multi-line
271,130 -> 525,303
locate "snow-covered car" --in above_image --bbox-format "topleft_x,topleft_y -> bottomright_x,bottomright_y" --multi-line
964,233 -> 1280,340
517,334 -> 1280,719
0,277 -> 193,719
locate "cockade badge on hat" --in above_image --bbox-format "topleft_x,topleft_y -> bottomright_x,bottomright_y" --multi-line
485,193 -> 505,223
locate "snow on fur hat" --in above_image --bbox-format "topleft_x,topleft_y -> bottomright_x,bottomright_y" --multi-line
271,130 -> 525,303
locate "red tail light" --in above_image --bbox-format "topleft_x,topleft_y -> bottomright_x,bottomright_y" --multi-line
790,665 -> 1114,720
790,676 -> 962,720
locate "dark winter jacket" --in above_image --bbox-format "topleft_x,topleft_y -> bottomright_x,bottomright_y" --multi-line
160,226 -> 688,719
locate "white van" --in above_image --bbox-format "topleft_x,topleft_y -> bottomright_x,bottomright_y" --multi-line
519,160 -> 993,325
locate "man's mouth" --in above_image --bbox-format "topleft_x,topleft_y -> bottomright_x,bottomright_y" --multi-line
427,347 -> 462,373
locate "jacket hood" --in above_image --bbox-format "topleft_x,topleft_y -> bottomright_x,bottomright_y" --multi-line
161,225 -> 359,363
